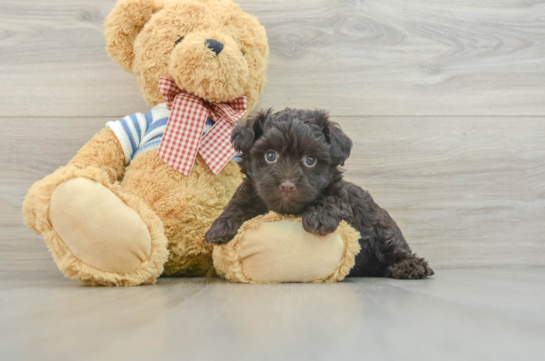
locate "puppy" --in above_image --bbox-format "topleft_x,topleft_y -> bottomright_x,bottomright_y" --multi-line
205,109 -> 434,279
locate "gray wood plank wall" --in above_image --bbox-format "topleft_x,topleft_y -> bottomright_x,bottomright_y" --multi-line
1,0 -> 544,272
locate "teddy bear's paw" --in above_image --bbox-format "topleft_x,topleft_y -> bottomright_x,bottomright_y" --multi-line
42,176 -> 170,286
50,177 -> 153,274
22,180 -> 43,234
22,166 -> 113,234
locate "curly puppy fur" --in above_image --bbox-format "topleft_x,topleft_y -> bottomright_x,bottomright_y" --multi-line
206,109 -> 434,279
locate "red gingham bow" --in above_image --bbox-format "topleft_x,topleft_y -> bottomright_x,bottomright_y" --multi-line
157,77 -> 247,176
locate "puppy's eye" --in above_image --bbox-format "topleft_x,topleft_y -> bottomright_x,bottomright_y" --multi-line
265,150 -> 278,163
174,37 -> 184,47
303,155 -> 316,167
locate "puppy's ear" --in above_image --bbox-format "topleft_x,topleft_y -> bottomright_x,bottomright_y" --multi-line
312,109 -> 352,166
231,109 -> 271,153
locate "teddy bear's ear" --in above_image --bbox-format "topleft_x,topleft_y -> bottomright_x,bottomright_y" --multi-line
104,0 -> 164,73
231,109 -> 271,154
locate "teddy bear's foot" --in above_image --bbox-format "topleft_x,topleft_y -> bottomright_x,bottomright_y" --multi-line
25,166 -> 169,286
50,178 -> 153,273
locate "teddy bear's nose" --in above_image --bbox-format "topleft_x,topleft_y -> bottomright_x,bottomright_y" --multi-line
205,39 -> 224,55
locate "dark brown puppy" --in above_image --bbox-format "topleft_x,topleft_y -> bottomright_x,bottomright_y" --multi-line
205,109 -> 434,279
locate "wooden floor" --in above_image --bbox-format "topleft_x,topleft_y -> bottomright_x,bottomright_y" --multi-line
1,268 -> 544,361
1,1 -> 545,359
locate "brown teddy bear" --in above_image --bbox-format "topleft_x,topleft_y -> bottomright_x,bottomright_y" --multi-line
23,0 -> 361,286
22,0 -> 269,286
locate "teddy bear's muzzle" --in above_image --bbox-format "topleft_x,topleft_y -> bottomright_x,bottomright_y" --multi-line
205,39 -> 224,56
168,32 -> 249,103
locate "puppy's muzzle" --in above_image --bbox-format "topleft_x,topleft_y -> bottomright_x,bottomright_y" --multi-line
280,180 -> 296,201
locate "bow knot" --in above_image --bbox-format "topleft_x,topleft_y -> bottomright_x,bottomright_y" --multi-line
157,77 -> 247,176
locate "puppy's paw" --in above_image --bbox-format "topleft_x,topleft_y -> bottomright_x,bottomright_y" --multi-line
388,256 -> 435,279
205,219 -> 240,245
302,208 -> 340,236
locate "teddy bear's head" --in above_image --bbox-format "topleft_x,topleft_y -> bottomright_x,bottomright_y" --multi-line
105,0 -> 269,114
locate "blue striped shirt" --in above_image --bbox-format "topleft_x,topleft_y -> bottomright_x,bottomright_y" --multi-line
106,103 -> 215,164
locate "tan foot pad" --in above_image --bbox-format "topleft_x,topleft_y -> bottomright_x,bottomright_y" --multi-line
213,212 -> 361,283
50,178 -> 152,273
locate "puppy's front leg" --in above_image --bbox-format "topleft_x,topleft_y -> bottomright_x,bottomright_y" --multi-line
205,180 -> 268,244
302,196 -> 353,236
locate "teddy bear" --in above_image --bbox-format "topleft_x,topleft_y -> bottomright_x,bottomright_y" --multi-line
23,0 -> 362,286
22,0 -> 270,286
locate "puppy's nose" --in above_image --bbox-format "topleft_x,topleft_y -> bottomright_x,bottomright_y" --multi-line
205,39 -> 224,55
280,181 -> 296,193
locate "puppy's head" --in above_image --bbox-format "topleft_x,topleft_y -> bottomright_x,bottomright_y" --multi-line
232,108 -> 352,214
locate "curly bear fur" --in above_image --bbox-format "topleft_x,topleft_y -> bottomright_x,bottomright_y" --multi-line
22,0 -> 269,286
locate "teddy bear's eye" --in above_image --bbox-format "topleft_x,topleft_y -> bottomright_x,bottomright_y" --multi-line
174,37 -> 184,47
241,50 -> 245,56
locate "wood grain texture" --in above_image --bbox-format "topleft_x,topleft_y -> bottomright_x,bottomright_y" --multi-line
1,2 -> 544,357
341,117 -> 545,268
1,0 -> 545,116
2,117 -> 544,271
1,269 -> 545,360
0,117 -> 110,272
1,0 -> 544,272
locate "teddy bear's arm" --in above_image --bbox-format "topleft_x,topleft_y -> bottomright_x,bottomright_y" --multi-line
66,127 -> 126,183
